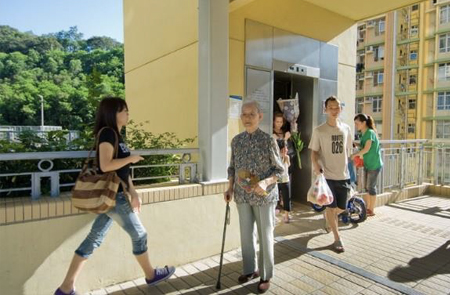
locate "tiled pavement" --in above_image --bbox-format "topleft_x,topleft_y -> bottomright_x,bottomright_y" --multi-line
87,195 -> 450,295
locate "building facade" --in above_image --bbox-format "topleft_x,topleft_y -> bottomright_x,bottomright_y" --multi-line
356,0 -> 450,141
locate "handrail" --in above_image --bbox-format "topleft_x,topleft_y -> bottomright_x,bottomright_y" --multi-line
0,148 -> 199,161
0,148 -> 199,198
355,139 -> 428,145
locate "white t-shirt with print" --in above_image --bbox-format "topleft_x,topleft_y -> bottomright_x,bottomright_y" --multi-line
308,121 -> 353,180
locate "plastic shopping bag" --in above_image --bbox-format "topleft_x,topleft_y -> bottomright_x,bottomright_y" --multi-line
307,174 -> 334,206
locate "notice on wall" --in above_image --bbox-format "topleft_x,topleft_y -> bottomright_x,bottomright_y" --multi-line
229,95 -> 242,119
246,68 -> 272,133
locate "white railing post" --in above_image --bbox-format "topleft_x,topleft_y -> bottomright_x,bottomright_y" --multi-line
400,145 -> 406,189
418,144 -> 423,185
434,147 -> 440,185
379,148 -> 385,193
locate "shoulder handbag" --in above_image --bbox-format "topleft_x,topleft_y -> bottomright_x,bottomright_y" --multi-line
72,127 -> 127,214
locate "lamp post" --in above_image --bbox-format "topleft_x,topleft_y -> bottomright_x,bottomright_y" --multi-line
38,95 -> 44,127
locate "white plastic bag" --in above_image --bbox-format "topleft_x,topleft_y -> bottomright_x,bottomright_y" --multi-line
307,174 -> 334,206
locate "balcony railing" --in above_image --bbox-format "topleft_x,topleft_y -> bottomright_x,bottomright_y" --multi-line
355,139 -> 450,194
0,148 -> 198,199
1,140 -> 449,200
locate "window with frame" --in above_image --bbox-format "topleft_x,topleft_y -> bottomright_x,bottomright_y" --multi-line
437,91 -> 450,110
409,74 -> 417,85
408,99 -> 416,109
412,4 -> 419,11
372,96 -> 382,112
410,50 -> 417,60
356,75 -> 364,90
356,98 -> 364,113
410,25 -> 419,36
438,63 -> 450,80
440,5 -> 450,24
439,33 -> 450,53
374,46 -> 384,61
373,71 -> 384,86
408,123 -> 416,134
358,52 -> 365,63
357,26 -> 366,42
436,120 -> 450,138
375,120 -> 382,137
375,18 -> 386,36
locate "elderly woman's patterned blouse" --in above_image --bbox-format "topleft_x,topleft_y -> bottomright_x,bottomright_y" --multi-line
227,128 -> 285,206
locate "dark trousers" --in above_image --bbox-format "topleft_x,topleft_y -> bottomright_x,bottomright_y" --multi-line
278,182 -> 291,212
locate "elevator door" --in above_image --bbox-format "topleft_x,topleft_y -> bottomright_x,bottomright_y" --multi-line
273,71 -> 316,203
245,67 -> 273,134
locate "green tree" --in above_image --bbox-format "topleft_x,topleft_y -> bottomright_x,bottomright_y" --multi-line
0,26 -> 124,131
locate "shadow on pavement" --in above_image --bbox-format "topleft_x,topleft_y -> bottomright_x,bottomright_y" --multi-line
388,240 -> 450,282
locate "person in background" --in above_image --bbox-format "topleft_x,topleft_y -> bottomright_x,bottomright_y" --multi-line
352,114 -> 383,217
273,113 -> 292,223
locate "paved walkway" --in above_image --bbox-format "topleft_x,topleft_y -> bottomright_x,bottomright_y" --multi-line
88,195 -> 450,295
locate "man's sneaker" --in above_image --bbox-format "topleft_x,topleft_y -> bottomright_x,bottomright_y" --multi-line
145,266 -> 176,286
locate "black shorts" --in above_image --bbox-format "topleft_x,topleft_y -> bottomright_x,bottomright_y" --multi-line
325,179 -> 351,210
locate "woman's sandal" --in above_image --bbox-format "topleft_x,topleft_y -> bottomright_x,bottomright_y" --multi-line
333,240 -> 345,253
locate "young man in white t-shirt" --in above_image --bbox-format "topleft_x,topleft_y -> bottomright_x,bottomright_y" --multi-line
309,96 -> 353,252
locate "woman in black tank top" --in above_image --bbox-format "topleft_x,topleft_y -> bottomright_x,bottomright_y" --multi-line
55,97 -> 175,295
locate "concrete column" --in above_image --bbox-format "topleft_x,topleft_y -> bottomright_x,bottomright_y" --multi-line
198,0 -> 229,182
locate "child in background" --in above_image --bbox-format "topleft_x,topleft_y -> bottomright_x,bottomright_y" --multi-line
273,112 -> 292,223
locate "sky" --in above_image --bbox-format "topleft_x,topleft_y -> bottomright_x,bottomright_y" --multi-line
0,0 -> 124,42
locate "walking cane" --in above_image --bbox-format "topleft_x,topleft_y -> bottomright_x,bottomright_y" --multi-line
216,202 -> 231,290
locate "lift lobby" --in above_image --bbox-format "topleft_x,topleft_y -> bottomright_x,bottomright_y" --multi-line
124,0 -> 424,199
0,1 -> 434,295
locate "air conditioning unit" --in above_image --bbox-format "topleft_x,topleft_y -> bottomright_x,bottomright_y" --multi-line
365,97 -> 374,102
366,46 -> 374,53
365,72 -> 374,79
367,20 -> 375,27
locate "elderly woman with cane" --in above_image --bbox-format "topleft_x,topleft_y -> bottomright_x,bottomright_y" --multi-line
224,100 -> 284,294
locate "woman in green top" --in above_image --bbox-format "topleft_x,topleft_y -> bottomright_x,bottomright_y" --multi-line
351,114 -> 383,216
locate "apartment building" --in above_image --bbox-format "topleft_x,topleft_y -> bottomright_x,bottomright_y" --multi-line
356,0 -> 450,142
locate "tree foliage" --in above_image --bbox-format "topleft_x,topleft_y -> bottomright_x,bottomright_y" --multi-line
0,25 -> 124,130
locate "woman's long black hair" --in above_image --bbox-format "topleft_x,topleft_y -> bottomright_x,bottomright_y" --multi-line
93,96 -> 128,136
354,113 -> 377,134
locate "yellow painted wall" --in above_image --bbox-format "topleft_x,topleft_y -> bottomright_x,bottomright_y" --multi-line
124,0 -> 198,142
124,0 -> 198,73
229,0 -> 354,43
0,193 -> 241,295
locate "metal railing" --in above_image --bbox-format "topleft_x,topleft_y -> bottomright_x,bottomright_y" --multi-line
0,148 -> 198,199
1,139 -> 449,199
355,139 -> 450,193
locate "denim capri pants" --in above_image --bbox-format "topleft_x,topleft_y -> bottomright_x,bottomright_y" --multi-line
75,192 -> 148,258
365,167 -> 382,196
